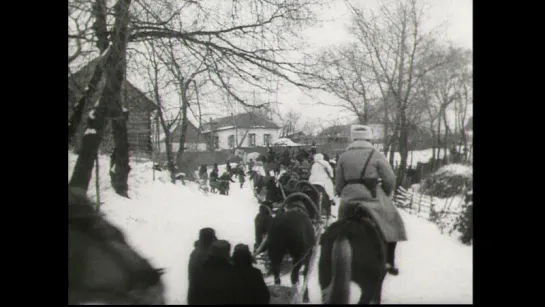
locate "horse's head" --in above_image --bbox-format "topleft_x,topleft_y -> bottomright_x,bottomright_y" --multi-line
68,188 -> 166,305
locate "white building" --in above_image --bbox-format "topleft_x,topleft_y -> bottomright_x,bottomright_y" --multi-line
202,112 -> 281,150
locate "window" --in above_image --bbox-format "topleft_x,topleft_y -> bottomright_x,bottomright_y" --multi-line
214,136 -> 219,149
248,133 -> 256,147
228,135 -> 235,148
263,134 -> 271,146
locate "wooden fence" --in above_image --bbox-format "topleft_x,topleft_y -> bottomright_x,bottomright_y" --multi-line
394,186 -> 461,222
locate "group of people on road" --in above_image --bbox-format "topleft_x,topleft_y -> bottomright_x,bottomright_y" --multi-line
198,124 -> 407,276
198,162 -> 246,195
187,227 -> 270,305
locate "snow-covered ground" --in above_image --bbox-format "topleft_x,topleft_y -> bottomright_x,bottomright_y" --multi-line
69,151 -> 472,304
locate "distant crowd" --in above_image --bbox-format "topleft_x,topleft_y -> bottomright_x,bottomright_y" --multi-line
196,143 -> 339,195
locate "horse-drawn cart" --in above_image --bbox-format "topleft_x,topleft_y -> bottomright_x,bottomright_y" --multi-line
255,207 -> 325,304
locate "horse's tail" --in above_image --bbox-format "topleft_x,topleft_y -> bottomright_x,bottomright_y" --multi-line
328,235 -> 352,304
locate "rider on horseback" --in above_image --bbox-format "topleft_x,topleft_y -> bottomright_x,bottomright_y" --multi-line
309,153 -> 336,216
335,125 -> 408,276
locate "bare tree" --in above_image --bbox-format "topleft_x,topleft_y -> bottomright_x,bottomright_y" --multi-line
309,43 -> 378,125
141,42 -> 182,183
279,108 -> 302,137
420,46 -> 472,164
347,0 -> 451,186
69,0 -> 326,193
150,39 -> 208,176
70,0 -> 133,197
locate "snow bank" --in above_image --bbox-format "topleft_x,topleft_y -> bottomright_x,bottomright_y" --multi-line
380,210 -> 472,304
69,151 -> 472,304
69,151 -> 259,303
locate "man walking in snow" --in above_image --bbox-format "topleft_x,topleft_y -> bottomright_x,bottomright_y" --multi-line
187,227 -> 218,302
335,125 -> 408,275
219,171 -> 236,195
188,240 -> 244,305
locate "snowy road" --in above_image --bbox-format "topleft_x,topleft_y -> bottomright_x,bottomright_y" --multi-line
73,155 -> 472,304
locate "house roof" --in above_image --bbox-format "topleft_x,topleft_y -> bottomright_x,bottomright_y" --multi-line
159,120 -> 202,143
68,58 -> 156,113
203,112 -> 279,132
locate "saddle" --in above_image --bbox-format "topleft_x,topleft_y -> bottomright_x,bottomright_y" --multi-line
319,205 -> 383,246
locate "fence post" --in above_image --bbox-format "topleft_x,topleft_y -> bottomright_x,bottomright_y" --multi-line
409,191 -> 414,214
95,153 -> 101,212
429,196 -> 435,221
418,193 -> 422,214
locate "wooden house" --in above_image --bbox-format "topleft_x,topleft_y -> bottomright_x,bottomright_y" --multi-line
68,59 -> 156,155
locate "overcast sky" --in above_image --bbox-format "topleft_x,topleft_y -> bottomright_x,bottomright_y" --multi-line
115,0 -> 472,128
275,0 -> 473,126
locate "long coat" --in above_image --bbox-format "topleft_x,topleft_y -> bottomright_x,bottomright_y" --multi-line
188,241 -> 213,284
309,158 -> 335,201
233,265 -> 270,304
188,256 -> 244,305
335,140 -> 407,243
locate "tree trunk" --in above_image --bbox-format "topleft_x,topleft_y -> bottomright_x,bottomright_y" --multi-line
68,0 -> 111,147
442,107 -> 450,162
396,111 -> 410,189
435,110 -> 442,169
430,128 -> 437,163
107,0 -> 132,197
69,0 -> 133,194
154,85 -> 176,183
68,58 -> 107,146
388,118 -> 400,166
382,102 -> 390,156
176,79 -> 191,178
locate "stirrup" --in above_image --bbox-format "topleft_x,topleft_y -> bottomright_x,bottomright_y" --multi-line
385,263 -> 399,276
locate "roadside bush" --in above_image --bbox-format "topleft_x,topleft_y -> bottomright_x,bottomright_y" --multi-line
420,164 -> 472,198
453,190 -> 473,245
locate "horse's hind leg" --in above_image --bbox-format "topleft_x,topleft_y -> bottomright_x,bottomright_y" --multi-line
357,275 -> 384,305
292,251 -> 312,303
371,273 -> 386,304
269,247 -> 285,285
271,260 -> 282,285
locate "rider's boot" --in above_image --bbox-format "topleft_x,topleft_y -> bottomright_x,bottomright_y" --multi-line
386,242 -> 399,275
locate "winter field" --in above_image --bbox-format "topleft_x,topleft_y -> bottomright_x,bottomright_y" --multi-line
68,151 -> 472,304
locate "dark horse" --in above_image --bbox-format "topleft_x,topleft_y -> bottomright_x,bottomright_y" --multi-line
296,180 -> 331,220
265,192 -> 319,303
68,188 -> 166,305
318,206 -> 387,304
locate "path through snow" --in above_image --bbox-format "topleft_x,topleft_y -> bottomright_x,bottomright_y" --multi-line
69,154 -> 472,304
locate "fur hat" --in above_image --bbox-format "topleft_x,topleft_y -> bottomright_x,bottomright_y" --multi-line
232,243 -> 256,265
350,125 -> 373,142
198,227 -> 217,246
314,153 -> 324,161
210,240 -> 231,260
